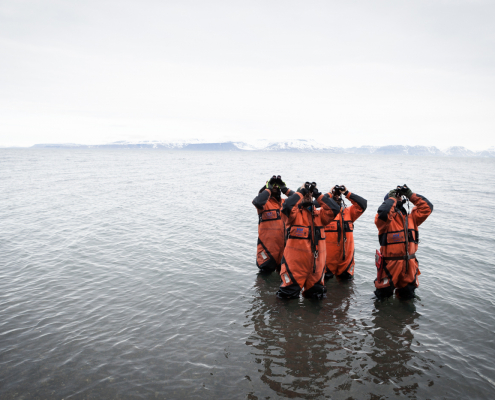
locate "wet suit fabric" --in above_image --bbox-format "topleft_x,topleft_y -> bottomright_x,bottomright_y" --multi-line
277,192 -> 340,299
374,193 -> 433,298
253,188 -> 294,273
324,191 -> 367,279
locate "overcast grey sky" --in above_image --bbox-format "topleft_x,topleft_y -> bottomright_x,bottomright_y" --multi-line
1,0 -> 494,149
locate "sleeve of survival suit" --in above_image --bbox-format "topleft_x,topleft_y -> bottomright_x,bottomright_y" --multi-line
410,193 -> 433,226
346,192 -> 367,222
252,189 -> 271,210
375,197 -> 398,231
282,192 -> 302,225
318,193 -> 341,226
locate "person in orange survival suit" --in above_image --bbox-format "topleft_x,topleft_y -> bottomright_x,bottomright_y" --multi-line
277,182 -> 341,299
324,185 -> 367,281
374,184 -> 433,299
252,175 -> 295,274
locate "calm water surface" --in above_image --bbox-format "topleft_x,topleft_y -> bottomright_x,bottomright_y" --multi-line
0,149 -> 494,399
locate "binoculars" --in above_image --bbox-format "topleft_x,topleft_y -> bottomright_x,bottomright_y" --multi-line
332,185 -> 346,197
304,182 -> 317,192
396,184 -> 409,195
269,175 -> 283,186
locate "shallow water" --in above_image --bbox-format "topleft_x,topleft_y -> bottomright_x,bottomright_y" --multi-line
0,149 -> 494,399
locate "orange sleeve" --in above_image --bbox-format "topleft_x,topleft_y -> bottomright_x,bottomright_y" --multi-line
410,193 -> 433,226
346,191 -> 367,222
317,193 -> 340,226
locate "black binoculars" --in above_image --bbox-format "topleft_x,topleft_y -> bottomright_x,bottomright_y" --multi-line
304,182 -> 317,192
269,175 -> 283,186
396,184 -> 409,195
333,185 -> 345,193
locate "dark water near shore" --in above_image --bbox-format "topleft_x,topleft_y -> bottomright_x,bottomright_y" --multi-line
1,149 -> 494,399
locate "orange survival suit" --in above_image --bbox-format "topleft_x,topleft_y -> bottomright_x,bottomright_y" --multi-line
277,191 -> 340,299
324,190 -> 367,280
374,192 -> 433,298
253,186 -> 294,273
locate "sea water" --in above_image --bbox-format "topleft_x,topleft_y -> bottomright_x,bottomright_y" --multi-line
0,149 -> 494,399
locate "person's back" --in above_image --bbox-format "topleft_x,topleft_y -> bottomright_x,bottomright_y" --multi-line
324,185 -> 367,280
252,176 -> 294,273
374,184 -> 433,299
277,182 -> 340,300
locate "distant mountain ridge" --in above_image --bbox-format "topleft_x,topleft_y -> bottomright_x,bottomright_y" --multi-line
30,140 -> 495,157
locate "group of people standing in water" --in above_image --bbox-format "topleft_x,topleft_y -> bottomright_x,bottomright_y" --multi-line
253,176 -> 433,300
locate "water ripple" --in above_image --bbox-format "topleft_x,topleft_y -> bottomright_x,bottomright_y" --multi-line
0,150 -> 494,399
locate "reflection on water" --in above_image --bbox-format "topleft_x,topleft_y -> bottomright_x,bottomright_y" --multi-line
369,300 -> 422,398
245,275 -> 436,399
246,274 -> 326,398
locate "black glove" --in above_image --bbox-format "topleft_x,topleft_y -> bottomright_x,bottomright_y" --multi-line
398,184 -> 413,199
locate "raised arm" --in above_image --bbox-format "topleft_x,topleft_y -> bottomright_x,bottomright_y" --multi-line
345,190 -> 367,222
375,190 -> 398,232
317,192 -> 341,226
284,188 -> 295,197
282,191 -> 303,225
410,193 -> 433,226
277,176 -> 294,197
397,185 -> 433,226
252,187 -> 271,210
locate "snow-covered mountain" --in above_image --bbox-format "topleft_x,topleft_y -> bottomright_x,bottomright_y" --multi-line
443,146 -> 476,157
477,147 -> 495,157
372,145 -> 444,156
262,139 -> 339,152
29,140 -> 495,157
